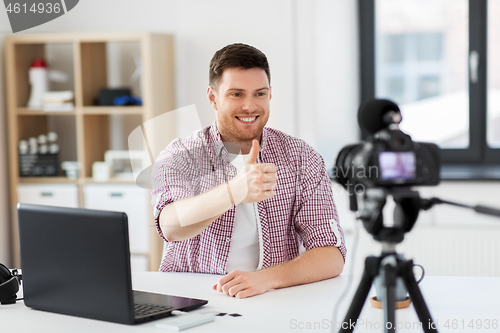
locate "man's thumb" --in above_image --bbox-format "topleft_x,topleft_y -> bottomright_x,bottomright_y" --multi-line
246,139 -> 260,164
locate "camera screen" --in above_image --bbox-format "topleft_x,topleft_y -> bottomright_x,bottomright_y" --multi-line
379,151 -> 416,180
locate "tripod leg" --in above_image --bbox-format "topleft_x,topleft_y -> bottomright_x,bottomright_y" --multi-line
400,260 -> 438,333
383,263 -> 396,333
339,256 -> 379,333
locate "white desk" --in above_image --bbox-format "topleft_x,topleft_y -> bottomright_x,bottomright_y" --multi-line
3,272 -> 500,332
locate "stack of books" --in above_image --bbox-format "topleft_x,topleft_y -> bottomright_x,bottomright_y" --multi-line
42,91 -> 74,111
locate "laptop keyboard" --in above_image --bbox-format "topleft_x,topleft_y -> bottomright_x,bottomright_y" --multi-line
134,303 -> 173,317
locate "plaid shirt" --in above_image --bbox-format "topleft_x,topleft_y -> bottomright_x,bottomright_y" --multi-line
152,123 -> 347,274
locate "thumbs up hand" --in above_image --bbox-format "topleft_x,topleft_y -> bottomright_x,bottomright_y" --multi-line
228,139 -> 277,204
246,139 -> 260,165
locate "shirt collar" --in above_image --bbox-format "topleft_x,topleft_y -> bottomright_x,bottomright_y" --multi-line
208,122 -> 225,157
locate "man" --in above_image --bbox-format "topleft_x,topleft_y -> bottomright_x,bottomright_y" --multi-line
151,43 -> 346,299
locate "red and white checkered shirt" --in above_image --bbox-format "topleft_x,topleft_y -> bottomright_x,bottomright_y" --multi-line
151,123 -> 347,274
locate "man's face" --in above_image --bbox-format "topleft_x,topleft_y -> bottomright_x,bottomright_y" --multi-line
208,67 -> 271,145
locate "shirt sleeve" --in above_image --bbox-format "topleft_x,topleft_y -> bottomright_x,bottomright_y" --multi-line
151,139 -> 198,242
293,145 -> 347,262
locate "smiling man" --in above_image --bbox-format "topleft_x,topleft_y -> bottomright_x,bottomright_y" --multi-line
152,43 -> 346,299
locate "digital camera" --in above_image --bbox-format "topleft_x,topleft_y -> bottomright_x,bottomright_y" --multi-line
333,99 -> 441,189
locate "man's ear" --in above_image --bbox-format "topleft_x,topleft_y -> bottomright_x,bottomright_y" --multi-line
269,86 -> 272,100
207,86 -> 218,110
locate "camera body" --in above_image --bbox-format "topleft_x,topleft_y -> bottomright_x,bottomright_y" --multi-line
334,100 -> 441,189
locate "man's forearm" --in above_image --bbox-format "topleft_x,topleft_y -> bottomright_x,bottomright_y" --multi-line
214,245 -> 345,299
260,246 -> 344,289
159,182 -> 234,241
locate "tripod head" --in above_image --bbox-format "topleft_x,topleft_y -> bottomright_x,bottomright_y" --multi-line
355,187 -> 420,244
355,185 -> 500,245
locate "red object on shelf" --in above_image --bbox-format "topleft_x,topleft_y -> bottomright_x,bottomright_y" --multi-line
31,58 -> 48,68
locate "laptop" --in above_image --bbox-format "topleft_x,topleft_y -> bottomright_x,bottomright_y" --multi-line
17,203 -> 207,325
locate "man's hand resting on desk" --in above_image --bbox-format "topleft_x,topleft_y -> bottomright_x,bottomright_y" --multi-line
212,270 -> 273,299
212,246 -> 344,299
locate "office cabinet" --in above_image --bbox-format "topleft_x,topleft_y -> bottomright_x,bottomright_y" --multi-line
5,33 -> 177,270
84,184 -> 150,271
84,184 -> 151,271
17,184 -> 79,208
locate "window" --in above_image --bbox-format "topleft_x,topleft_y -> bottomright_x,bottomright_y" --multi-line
359,0 -> 500,179
488,0 -> 500,148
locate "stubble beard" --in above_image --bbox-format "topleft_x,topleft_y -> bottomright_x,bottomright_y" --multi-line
216,115 -> 266,153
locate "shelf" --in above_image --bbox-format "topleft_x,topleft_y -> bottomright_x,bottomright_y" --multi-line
83,177 -> 136,184
6,32 -> 154,44
81,106 -> 143,115
17,108 -> 76,115
19,177 -> 139,185
19,177 -> 77,184
6,32 -> 176,271
18,177 -> 139,185
8,42 -> 75,108
17,107 -> 143,115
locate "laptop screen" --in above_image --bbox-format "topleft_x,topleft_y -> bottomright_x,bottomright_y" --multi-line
18,203 -> 135,324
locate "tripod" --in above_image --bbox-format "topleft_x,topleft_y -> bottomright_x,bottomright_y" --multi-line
339,245 -> 437,333
338,187 -> 438,333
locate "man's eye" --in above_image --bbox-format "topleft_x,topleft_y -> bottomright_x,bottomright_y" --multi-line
232,93 -> 242,97
256,92 -> 266,97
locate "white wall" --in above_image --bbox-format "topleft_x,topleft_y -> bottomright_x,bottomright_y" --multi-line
340,181 -> 500,277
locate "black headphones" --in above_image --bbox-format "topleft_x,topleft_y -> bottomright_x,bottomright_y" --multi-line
0,263 -> 21,305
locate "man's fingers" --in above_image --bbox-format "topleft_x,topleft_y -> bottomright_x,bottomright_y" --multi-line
261,182 -> 276,191
250,163 -> 276,173
248,181 -> 276,193
240,151 -> 277,204
235,289 -> 254,299
261,163 -> 276,173
263,190 -> 276,199
248,164 -> 277,179
213,271 -> 269,299
216,271 -> 236,291
264,173 -> 278,182
221,279 -> 240,296
246,139 -> 260,164
228,284 -> 248,297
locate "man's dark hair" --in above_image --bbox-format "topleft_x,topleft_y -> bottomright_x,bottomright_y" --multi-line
209,43 -> 270,88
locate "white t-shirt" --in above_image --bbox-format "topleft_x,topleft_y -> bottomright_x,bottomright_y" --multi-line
225,153 -> 261,273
